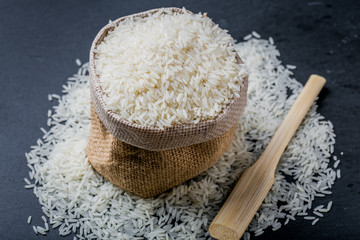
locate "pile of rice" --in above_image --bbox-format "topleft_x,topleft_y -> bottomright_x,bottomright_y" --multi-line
25,33 -> 340,239
94,8 -> 246,128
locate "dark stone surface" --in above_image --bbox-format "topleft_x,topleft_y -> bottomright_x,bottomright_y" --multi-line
0,0 -> 359,239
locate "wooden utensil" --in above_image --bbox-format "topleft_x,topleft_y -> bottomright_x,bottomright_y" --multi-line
209,75 -> 326,240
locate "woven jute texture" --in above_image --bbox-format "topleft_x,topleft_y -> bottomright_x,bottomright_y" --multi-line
87,104 -> 238,198
89,7 -> 248,150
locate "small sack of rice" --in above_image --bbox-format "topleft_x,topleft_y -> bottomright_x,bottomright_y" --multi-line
86,7 -> 248,198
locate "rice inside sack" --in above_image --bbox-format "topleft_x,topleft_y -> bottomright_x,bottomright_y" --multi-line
87,8 -> 248,197
94,8 -> 246,128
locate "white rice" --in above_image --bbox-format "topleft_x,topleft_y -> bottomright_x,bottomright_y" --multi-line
314,205 -> 324,211
322,190 -> 332,195
95,8 -> 246,128
251,31 -> 261,38
25,36 -> 339,239
312,218 -> 319,225
27,216 -> 32,224
244,34 -> 252,41
32,225 -> 37,234
243,231 -> 251,240
297,212 -> 308,216
323,201 -> 333,213
286,64 -> 296,69
51,94 -> 60,99
318,208 -> 329,213
37,226 -> 47,235
254,228 -> 264,236
24,178 -> 31,185
269,37 -> 274,45
313,211 -> 324,217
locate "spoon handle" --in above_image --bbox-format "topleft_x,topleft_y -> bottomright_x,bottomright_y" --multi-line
209,75 -> 326,240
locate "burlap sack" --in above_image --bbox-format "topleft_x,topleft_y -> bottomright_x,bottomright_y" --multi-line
87,104 -> 238,198
86,7 -> 248,198
89,7 -> 248,151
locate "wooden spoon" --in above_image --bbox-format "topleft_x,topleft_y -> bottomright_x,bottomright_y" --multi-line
209,75 -> 326,240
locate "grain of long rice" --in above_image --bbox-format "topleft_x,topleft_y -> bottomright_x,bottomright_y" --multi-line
27,216 -> 32,224
312,218 -> 320,225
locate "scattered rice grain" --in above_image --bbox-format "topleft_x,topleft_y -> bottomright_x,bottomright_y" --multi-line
312,218 -> 319,225
286,64 -> 296,69
313,211 -> 324,217
252,31 -> 261,38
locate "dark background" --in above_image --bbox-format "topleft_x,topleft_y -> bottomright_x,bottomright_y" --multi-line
0,0 -> 359,239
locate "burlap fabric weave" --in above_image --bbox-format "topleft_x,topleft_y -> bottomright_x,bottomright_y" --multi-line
86,7 -> 248,198
87,104 -> 238,198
